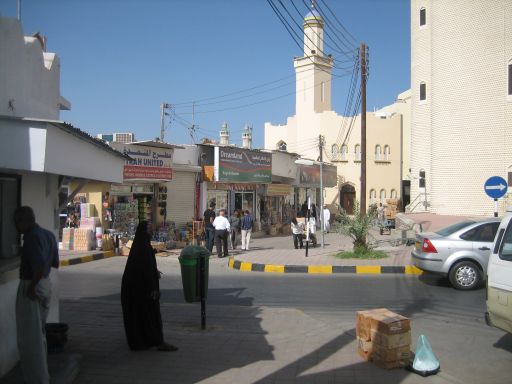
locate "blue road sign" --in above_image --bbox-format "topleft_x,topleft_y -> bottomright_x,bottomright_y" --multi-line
484,176 -> 508,199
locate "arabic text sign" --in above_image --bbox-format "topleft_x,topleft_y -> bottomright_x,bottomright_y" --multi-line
110,143 -> 173,181
123,165 -> 172,180
298,163 -> 337,187
214,147 -> 272,183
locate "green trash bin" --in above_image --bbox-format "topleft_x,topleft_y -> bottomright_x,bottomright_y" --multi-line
179,245 -> 210,303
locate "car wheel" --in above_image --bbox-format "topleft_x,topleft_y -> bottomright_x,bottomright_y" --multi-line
448,261 -> 482,290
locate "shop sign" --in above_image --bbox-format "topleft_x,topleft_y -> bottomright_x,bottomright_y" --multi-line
267,183 -> 292,196
214,147 -> 271,183
110,143 -> 173,181
297,163 -> 337,187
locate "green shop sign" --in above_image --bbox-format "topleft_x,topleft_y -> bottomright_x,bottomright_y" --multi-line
214,147 -> 272,183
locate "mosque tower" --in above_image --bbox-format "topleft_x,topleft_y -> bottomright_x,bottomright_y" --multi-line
294,3 -> 333,115
242,124 -> 252,149
219,121 -> 230,145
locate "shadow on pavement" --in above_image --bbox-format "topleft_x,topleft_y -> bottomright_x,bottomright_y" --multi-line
494,332 -> 512,353
60,288 -> 274,384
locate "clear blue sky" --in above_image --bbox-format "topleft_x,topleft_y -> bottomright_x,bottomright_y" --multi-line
1,0 -> 410,148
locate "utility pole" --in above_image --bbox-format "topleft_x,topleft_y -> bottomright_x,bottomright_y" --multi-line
360,43 -> 367,215
160,103 -> 170,142
319,134 -> 325,248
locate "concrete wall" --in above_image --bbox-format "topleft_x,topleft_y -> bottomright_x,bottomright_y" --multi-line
410,0 -> 512,216
0,17 -> 69,120
0,171 -> 60,377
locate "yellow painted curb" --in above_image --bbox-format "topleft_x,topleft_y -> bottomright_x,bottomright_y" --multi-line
356,265 -> 381,274
228,258 -> 235,268
264,264 -> 285,273
405,266 -> 424,275
60,259 -> 70,267
308,265 -> 333,274
240,262 -> 253,272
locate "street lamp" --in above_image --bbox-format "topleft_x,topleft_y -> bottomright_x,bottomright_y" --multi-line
295,158 -> 325,249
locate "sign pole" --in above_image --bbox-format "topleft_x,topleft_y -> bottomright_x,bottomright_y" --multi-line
484,176 -> 507,218
494,198 -> 498,218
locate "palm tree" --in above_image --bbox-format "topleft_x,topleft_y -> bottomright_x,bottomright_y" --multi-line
334,200 -> 377,252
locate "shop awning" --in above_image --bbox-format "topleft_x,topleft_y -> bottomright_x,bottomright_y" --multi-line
267,183 -> 292,196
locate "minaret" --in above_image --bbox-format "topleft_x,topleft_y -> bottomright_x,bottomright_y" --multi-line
294,3 -> 333,115
219,121 -> 230,145
242,124 -> 252,149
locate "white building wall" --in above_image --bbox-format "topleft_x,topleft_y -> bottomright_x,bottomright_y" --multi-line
410,0 -> 512,216
0,17 -> 69,120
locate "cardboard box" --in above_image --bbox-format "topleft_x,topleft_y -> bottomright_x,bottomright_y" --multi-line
371,344 -> 410,363
369,310 -> 410,336
373,358 -> 410,369
356,308 -> 388,341
370,329 -> 411,348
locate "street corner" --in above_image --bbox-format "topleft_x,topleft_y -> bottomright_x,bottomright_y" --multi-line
59,250 -> 117,267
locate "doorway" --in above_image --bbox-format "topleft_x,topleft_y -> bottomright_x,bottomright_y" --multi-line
340,184 -> 356,215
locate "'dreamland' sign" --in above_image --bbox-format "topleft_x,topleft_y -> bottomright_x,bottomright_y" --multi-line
214,147 -> 272,183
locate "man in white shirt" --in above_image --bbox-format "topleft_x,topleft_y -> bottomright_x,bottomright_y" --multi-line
212,209 -> 230,257
322,205 -> 331,233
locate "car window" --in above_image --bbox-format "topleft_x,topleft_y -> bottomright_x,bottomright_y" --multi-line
460,222 -> 499,242
436,220 -> 476,237
498,220 -> 512,261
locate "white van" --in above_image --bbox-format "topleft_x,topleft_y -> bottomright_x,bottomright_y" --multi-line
486,210 -> 512,333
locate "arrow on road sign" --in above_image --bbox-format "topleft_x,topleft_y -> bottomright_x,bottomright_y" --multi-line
485,184 -> 507,191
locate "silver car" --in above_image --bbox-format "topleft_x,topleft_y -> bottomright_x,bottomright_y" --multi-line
412,218 -> 501,290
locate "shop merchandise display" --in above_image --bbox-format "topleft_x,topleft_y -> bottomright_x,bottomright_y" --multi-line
80,203 -> 96,219
112,200 -> 139,237
61,228 -> 95,251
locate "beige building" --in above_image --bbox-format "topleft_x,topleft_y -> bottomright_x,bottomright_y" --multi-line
264,9 -> 410,213
410,0 -> 512,216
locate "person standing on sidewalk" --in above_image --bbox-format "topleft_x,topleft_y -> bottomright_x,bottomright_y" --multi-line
322,205 -> 331,233
291,217 -> 304,249
228,210 -> 241,250
203,202 -> 216,253
240,210 -> 254,251
121,221 -> 178,352
212,209 -> 230,257
14,206 -> 59,384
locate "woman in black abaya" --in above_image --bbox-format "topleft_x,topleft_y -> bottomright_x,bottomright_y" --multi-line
121,221 -> 178,351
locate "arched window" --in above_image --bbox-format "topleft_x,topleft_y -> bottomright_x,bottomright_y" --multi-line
380,189 -> 386,204
341,144 -> 348,161
420,82 -> 426,101
390,189 -> 397,199
384,145 -> 390,161
375,145 -> 382,161
369,189 -> 377,204
331,144 -> 339,160
354,144 -> 361,161
420,7 -> 426,26
277,140 -> 287,151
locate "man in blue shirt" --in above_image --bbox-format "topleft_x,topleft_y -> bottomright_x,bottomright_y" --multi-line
14,206 -> 59,384
240,210 -> 254,251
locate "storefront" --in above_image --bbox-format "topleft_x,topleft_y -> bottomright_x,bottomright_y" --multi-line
295,162 -> 338,216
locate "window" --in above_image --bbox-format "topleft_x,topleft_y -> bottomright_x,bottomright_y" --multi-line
380,189 -> 386,204
384,145 -> 390,161
354,144 -> 361,161
331,144 -> 339,160
369,189 -> 377,204
0,175 -> 20,259
390,189 -> 397,199
419,7 -> 426,26
341,145 -> 348,161
508,62 -> 512,96
460,222 -> 500,243
375,145 -> 382,161
277,140 -> 287,151
420,82 -> 426,101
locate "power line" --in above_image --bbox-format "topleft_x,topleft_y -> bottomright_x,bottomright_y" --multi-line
316,0 -> 358,47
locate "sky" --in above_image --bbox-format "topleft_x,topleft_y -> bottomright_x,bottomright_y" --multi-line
0,0 -> 410,148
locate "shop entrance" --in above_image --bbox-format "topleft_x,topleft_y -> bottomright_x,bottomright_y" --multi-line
234,191 -> 254,213
340,184 -> 356,215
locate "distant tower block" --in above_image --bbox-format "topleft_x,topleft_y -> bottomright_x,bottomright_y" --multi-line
219,121 -> 230,146
242,124 -> 253,149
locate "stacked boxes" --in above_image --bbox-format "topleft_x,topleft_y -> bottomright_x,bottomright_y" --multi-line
356,308 -> 411,369
61,228 -> 75,250
385,199 -> 399,220
80,203 -> 96,219
61,228 -> 95,251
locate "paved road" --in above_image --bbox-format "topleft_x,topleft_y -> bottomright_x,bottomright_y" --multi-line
56,256 -> 512,384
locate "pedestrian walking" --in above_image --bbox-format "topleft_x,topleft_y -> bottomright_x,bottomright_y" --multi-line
212,209 -> 230,257
203,201 -> 216,253
14,206 -> 59,384
121,221 -> 178,352
228,210 -> 241,250
308,216 -> 318,247
240,210 -> 254,250
291,217 -> 304,249
322,204 -> 331,233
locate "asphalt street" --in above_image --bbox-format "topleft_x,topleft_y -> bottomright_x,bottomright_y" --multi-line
54,255 -> 512,384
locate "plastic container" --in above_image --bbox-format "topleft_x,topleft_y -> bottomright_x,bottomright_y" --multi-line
178,245 -> 210,302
